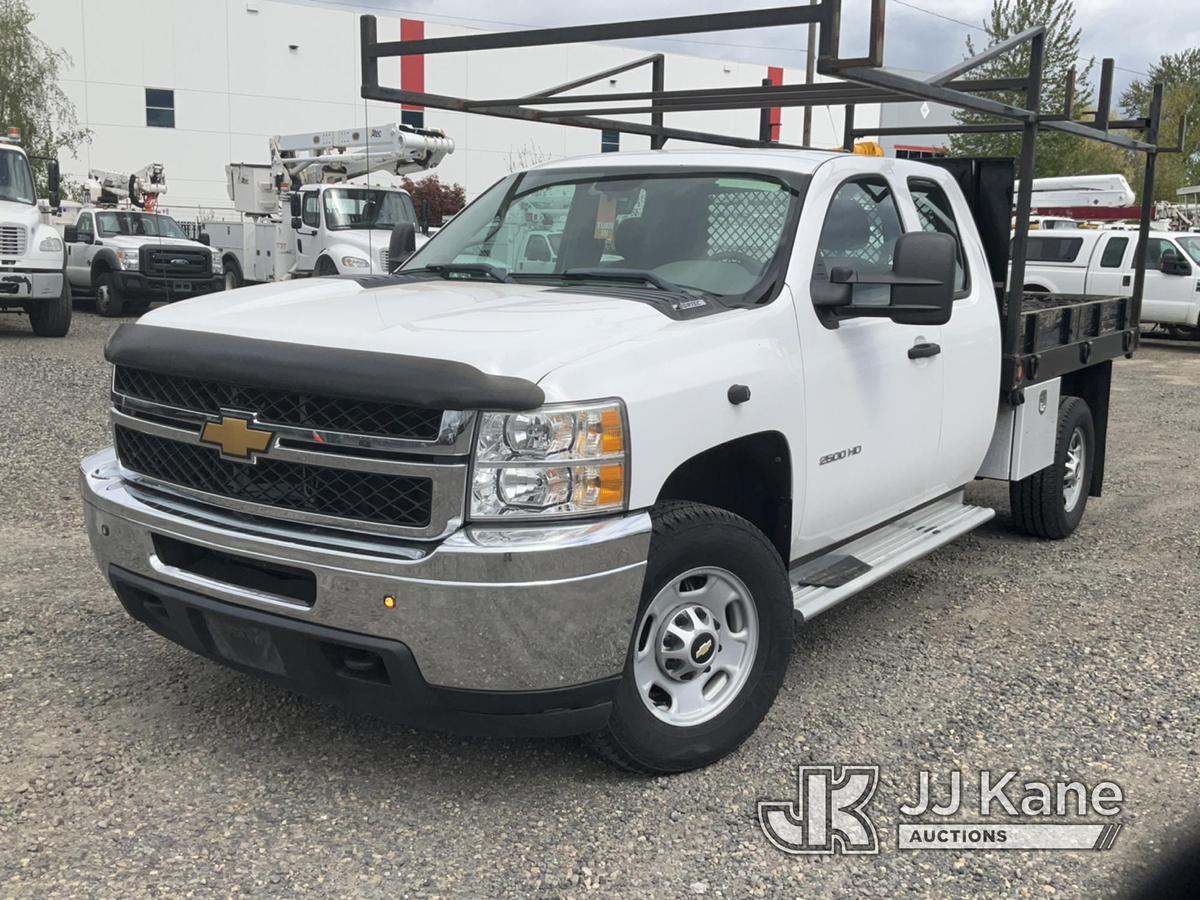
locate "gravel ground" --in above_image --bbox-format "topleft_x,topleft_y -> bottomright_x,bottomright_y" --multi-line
1,307 -> 1197,899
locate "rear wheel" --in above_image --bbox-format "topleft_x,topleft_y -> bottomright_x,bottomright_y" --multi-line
589,502 -> 792,774
1009,396 -> 1095,539
1166,324 -> 1200,341
94,271 -> 125,317
28,274 -> 72,337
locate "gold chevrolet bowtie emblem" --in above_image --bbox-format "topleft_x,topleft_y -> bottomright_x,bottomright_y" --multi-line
200,414 -> 274,461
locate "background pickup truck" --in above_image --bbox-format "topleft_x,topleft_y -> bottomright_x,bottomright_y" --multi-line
82,147 -> 1137,773
1022,229 -> 1200,339
64,208 -> 223,317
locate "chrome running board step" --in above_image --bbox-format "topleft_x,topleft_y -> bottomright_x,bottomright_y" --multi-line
790,492 -> 995,621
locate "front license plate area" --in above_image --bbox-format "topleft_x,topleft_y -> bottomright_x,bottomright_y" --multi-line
206,615 -> 286,676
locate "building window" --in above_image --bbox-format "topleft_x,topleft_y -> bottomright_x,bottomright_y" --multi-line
401,109 -> 425,129
601,129 -> 620,153
145,89 -> 175,128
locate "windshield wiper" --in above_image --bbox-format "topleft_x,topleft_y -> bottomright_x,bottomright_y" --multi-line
405,263 -> 513,283
518,268 -> 719,299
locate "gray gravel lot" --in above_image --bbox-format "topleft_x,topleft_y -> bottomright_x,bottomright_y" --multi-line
1,308 -> 1197,898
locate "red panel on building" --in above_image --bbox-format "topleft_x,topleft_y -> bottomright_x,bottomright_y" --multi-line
767,66 -> 783,142
401,19 -> 424,113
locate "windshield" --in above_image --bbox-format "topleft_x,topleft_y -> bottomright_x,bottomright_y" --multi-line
95,211 -> 187,239
0,148 -> 36,205
323,188 -> 417,231
403,168 -> 802,303
1177,236 -> 1200,266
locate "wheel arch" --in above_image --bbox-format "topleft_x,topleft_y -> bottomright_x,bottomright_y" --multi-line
654,431 -> 792,563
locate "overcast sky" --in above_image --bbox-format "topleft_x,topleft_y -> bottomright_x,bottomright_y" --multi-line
313,0 -> 1200,99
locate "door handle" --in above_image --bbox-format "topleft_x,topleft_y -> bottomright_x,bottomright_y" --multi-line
908,342 -> 941,360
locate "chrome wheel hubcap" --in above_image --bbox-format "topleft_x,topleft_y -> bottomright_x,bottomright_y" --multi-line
632,566 -> 759,727
1062,426 -> 1086,512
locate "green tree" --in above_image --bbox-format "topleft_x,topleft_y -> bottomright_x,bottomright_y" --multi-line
948,0 -> 1132,181
1120,50 -> 1200,200
0,0 -> 90,194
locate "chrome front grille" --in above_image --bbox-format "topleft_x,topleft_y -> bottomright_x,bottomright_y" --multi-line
110,370 -> 473,539
0,225 -> 27,256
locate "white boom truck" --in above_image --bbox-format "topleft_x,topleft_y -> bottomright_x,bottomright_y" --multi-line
80,3 -> 1168,772
0,127 -> 70,336
206,122 -> 453,288
84,162 -> 168,211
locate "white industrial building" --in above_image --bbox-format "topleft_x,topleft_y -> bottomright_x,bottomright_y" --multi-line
27,0 -> 881,213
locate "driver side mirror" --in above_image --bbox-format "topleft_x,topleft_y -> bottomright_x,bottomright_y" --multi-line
63,225 -> 78,244
289,194 -> 302,218
197,232 -> 211,246
812,232 -> 956,327
387,222 -> 417,272
290,216 -> 302,230
47,160 -> 61,211
1160,251 -> 1191,276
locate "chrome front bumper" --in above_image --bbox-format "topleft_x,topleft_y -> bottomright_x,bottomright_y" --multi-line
81,448 -> 650,692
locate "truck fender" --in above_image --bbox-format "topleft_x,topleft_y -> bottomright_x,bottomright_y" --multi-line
656,431 -> 793,562
90,249 -> 123,284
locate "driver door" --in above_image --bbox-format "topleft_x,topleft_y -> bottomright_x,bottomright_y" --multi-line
794,166 -> 944,548
66,212 -> 94,287
294,190 -> 321,274
1140,237 -> 1194,324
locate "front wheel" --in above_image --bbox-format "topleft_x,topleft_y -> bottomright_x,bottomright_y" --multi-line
28,274 -> 72,337
1009,396 -> 1095,539
94,272 -> 125,317
589,502 -> 793,774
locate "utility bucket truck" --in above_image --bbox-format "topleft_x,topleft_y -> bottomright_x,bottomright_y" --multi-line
207,122 -> 453,288
84,163 -> 168,211
0,126 -> 70,336
82,0 -> 1174,773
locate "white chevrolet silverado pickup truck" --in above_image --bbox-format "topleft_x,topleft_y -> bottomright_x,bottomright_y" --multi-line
81,147 -> 1138,771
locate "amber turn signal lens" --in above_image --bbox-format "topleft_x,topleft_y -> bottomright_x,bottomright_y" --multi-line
600,408 -> 624,454
597,463 -> 625,506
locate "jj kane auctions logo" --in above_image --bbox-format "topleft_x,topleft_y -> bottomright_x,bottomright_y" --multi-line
758,766 -> 1125,854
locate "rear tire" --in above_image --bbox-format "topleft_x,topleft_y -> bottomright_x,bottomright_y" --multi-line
1009,396 -> 1095,540
95,271 -> 125,317
28,274 -> 72,337
589,502 -> 793,774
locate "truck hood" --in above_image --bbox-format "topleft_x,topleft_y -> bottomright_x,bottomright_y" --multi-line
0,198 -> 41,231
102,234 -> 209,251
138,277 -> 678,384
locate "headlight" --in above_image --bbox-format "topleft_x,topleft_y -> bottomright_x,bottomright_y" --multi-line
341,255 -> 370,268
117,248 -> 140,270
470,400 -> 627,519
211,254 -> 223,274
39,236 -> 63,252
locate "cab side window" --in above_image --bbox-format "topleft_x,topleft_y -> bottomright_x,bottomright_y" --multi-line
813,177 -> 904,307
1099,236 -> 1128,268
302,193 -> 320,229
908,178 -> 968,295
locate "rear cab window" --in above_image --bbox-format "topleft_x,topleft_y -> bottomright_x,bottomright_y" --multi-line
908,178 -> 968,296
1027,236 -> 1084,263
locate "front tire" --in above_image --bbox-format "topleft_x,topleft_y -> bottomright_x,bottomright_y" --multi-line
315,256 -> 338,277
28,274 -> 72,337
1009,396 -> 1095,539
589,502 -> 792,774
94,271 -> 125,317
223,260 -> 242,291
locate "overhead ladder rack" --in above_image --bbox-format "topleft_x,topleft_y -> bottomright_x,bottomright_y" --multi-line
359,0 -> 1185,401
